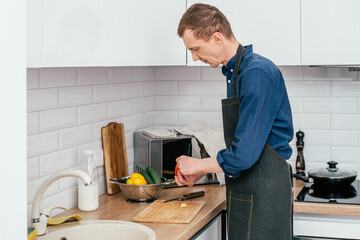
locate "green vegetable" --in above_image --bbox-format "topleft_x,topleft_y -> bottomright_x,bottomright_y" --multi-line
146,167 -> 162,184
140,170 -> 154,184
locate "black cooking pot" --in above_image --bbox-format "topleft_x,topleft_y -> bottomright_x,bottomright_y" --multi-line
309,184 -> 357,200
294,161 -> 357,187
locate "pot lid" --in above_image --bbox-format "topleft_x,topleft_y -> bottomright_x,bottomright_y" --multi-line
308,161 -> 357,179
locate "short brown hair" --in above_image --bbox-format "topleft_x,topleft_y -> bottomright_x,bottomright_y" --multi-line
177,3 -> 234,41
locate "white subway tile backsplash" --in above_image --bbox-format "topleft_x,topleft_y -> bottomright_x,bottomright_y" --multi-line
77,67 -> 107,85
40,148 -> 78,176
60,173 -> 79,191
108,67 -> 132,83
303,97 -> 357,113
200,66 -> 225,81
59,86 -> 93,107
40,107 -> 77,131
133,67 -> 154,81
27,89 -> 58,112
125,132 -> 134,149
304,130 -> 358,146
285,81 -> 330,97
39,68 -> 76,88
154,66 -> 201,81
122,114 -> 144,132
289,97 -> 302,113
178,111 -> 222,128
27,131 -> 59,157
94,84 -> 121,102
41,187 -> 77,215
93,120 -> 113,140
202,96 -> 222,111
154,81 -> 177,96
292,113 -> 330,129
27,157 -> 40,181
127,148 -> 134,166
59,125 -> 93,149
27,176 -> 59,204
27,112 -> 39,134
78,103 -> 108,124
108,99 -> 133,118
178,81 -> 225,96
331,146 -> 360,163
332,81 -> 360,97
121,82 -> 144,99
144,112 -> 155,128
305,146 -> 331,161
27,69 -> 39,89
133,97 -> 154,114
154,111 -> 178,126
331,114 -> 360,129
144,82 -> 154,97
77,140 -> 103,165
155,96 -> 201,111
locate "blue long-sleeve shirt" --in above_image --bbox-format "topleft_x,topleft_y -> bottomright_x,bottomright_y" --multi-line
216,45 -> 293,178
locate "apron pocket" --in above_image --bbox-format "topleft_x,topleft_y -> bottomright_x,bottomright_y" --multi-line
227,191 -> 254,240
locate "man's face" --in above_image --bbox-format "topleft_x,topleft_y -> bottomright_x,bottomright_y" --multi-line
182,29 -> 223,68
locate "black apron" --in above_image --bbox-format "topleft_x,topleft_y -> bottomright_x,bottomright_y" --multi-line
221,44 -> 293,240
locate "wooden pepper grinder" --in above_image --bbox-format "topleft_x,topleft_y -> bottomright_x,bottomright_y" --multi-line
296,129 -> 306,176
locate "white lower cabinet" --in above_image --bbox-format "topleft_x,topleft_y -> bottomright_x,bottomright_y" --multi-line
194,214 -> 223,240
294,213 -> 360,239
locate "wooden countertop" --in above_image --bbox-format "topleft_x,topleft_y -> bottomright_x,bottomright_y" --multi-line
49,184 -> 226,240
44,179 -> 360,239
293,179 -> 360,216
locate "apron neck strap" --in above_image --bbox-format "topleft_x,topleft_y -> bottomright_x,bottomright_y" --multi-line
232,44 -> 245,97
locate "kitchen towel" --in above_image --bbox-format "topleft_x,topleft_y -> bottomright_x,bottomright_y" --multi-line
174,120 -> 226,186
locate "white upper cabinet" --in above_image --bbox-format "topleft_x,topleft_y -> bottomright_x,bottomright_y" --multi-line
42,0 -> 106,67
106,0 -> 186,66
27,0 -> 42,67
301,0 -> 360,65
187,0 -> 301,66
28,0 -> 186,67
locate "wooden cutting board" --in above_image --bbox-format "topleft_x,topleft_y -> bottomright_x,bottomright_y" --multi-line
133,200 -> 206,224
101,122 -> 128,195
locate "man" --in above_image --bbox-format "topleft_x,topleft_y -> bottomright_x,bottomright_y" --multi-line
175,3 -> 294,240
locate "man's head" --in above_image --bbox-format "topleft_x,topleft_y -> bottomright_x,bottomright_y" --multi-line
177,3 -> 236,67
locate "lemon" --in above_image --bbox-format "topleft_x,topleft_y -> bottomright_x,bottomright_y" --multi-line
126,178 -> 133,184
129,173 -> 147,185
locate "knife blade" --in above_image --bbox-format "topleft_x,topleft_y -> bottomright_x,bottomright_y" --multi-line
163,191 -> 205,203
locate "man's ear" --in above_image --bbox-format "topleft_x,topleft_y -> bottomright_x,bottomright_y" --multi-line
212,32 -> 223,45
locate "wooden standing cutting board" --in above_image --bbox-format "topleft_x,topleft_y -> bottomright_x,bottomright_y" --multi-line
133,200 -> 206,224
101,122 -> 128,195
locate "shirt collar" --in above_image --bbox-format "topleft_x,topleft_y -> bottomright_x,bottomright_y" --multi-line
222,44 -> 253,76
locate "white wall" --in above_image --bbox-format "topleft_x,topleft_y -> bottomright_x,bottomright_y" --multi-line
26,65 -> 360,226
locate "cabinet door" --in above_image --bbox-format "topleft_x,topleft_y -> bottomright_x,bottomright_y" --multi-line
27,0 -> 42,67
187,0 -> 301,66
42,0 -> 106,67
301,0 -> 360,65
106,0 -> 186,66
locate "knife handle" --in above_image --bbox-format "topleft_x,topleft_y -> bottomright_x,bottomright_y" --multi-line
183,191 -> 205,200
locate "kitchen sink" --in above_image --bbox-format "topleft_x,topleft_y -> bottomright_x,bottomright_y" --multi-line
36,220 -> 156,240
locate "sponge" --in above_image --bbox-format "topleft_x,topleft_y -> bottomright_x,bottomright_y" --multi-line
27,227 -> 37,240
47,214 -> 83,225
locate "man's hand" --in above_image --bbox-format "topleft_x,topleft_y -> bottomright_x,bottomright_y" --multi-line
175,171 -> 205,187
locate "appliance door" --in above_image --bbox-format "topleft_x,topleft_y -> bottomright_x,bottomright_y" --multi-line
294,237 -> 350,240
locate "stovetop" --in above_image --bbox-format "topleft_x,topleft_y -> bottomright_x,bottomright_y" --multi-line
295,180 -> 360,205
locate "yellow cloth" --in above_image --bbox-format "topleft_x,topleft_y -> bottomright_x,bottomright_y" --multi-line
47,214 -> 83,225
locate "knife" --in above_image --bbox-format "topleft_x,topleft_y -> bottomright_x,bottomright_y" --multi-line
163,191 -> 205,203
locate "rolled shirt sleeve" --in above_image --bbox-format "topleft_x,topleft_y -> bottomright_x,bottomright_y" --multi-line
217,68 -> 282,178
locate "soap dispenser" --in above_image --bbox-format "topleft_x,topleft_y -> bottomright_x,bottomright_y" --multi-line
78,150 -> 99,211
